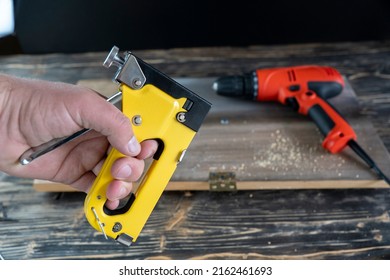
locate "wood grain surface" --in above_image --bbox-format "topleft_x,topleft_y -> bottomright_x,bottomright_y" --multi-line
1,41 -> 390,259
34,76 -> 390,192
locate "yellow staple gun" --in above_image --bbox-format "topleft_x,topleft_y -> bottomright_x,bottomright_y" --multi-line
19,46 -> 211,246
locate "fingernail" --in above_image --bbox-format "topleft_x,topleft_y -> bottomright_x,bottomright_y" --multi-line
128,136 -> 140,155
116,164 -> 132,179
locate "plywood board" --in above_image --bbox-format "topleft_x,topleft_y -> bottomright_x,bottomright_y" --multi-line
33,77 -> 390,191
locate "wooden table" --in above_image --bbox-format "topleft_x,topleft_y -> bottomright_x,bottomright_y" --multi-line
1,41 -> 390,259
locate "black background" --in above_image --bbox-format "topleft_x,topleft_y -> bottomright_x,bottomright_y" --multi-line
2,0 -> 390,54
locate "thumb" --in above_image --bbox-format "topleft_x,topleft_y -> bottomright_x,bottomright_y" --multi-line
73,90 -> 140,157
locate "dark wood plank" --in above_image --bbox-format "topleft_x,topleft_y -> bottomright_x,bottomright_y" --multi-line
1,41 -> 390,259
2,179 -> 390,259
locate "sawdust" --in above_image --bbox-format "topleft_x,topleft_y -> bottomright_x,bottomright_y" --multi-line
254,130 -> 313,170
252,129 -> 347,179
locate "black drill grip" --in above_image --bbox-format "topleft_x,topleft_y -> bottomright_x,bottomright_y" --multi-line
308,104 -> 335,136
304,95 -> 356,153
308,81 -> 343,100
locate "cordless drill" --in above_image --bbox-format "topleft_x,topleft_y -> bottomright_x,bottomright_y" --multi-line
213,65 -> 390,184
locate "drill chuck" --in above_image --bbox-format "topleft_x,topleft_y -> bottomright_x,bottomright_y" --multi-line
213,73 -> 256,99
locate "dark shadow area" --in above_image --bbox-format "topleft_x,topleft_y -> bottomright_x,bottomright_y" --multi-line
1,0 -> 390,54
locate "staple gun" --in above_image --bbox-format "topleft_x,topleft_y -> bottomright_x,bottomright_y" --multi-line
86,46 -> 211,245
19,46 -> 211,246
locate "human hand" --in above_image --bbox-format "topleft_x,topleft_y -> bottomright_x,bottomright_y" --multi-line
0,74 -> 158,209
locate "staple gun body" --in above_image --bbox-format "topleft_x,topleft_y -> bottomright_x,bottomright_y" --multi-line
84,47 -> 211,245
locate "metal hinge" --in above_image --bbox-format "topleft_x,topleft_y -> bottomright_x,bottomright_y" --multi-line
209,172 -> 237,191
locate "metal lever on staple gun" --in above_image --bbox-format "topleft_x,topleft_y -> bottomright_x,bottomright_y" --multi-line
84,46 -> 211,246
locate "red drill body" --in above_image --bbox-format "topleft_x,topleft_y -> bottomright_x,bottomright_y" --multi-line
255,65 -> 344,102
255,66 -> 356,153
215,65 -> 356,153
